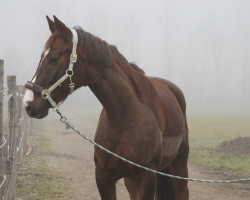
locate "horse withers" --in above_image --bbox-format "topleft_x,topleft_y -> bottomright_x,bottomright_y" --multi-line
23,16 -> 189,200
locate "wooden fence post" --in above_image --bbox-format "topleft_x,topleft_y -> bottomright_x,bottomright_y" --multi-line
0,59 -> 7,200
17,85 -> 26,158
6,76 -> 20,200
24,116 -> 32,157
0,66 -> 32,199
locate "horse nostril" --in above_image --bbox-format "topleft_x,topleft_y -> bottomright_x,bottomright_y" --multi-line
24,101 -> 32,111
23,101 -> 29,109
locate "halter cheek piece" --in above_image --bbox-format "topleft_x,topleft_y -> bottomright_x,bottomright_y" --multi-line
25,29 -> 78,109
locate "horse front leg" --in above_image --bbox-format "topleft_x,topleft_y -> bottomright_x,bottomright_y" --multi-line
95,168 -> 117,200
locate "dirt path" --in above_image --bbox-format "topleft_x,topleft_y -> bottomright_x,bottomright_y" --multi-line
42,113 -> 250,200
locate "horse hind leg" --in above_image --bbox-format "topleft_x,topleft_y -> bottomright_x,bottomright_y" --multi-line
169,141 -> 189,200
156,141 -> 189,200
124,177 -> 137,200
156,167 -> 175,200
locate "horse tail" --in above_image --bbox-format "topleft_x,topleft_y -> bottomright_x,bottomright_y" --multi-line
156,167 -> 175,200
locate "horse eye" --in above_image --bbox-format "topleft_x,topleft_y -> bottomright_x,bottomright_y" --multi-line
49,57 -> 59,64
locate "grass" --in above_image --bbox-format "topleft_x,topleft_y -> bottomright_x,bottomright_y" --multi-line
17,158 -> 69,200
16,119 -> 71,200
188,110 -> 250,177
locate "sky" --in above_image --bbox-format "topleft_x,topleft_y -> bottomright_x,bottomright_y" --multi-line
0,0 -> 250,110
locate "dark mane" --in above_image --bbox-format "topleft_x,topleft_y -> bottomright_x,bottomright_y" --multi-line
130,62 -> 145,74
72,29 -> 149,99
74,27 -> 113,66
109,45 -> 154,100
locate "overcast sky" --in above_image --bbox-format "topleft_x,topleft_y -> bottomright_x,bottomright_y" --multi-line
0,0 -> 250,109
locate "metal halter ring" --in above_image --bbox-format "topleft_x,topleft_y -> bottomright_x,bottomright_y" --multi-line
42,89 -> 51,99
66,70 -> 74,76
60,116 -> 67,123
52,107 -> 59,112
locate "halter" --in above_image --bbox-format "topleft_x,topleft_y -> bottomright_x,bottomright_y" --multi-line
25,28 -> 78,109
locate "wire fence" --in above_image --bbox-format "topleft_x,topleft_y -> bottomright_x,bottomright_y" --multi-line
0,87 -> 8,94
0,61 -> 33,200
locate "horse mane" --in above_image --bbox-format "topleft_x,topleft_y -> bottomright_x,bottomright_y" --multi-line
74,27 -> 113,66
108,45 -> 153,100
130,62 -> 145,74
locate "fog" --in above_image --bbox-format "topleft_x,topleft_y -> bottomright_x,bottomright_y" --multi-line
1,0 -> 250,112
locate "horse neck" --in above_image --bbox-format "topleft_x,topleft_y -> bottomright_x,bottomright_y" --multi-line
75,31 -> 141,120
88,65 -> 139,120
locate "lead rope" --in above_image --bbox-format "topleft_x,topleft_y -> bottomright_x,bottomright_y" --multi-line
55,109 -> 250,184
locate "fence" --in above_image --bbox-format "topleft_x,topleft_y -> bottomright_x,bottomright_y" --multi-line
0,59 -> 33,200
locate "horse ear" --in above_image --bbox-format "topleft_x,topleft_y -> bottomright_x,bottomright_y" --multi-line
46,16 -> 56,33
53,15 -> 71,40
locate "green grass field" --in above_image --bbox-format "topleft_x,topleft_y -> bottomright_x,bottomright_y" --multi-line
188,110 -> 250,177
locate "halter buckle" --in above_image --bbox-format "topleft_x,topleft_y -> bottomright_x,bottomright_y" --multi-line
70,53 -> 77,63
42,89 -> 50,99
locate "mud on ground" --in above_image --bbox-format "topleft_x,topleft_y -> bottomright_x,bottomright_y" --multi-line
216,137 -> 250,157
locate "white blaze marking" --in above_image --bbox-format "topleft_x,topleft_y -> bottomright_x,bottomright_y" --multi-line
23,76 -> 36,108
23,48 -> 50,108
41,48 -> 50,64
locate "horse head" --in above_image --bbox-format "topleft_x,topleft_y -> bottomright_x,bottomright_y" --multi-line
23,16 -> 87,118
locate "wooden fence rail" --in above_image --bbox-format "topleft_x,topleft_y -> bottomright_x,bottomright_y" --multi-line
0,59 -> 32,200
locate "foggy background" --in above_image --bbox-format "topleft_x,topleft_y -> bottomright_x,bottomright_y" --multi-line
1,0 -> 250,112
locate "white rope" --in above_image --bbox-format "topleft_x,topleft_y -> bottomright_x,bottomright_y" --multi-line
0,135 -> 7,149
0,175 -> 7,189
16,131 -> 25,153
7,94 -> 13,101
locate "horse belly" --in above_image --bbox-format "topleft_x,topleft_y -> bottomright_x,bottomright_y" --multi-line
157,134 -> 182,168
162,134 -> 183,156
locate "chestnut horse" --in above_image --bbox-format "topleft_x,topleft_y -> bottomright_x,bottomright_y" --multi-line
23,16 -> 189,200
